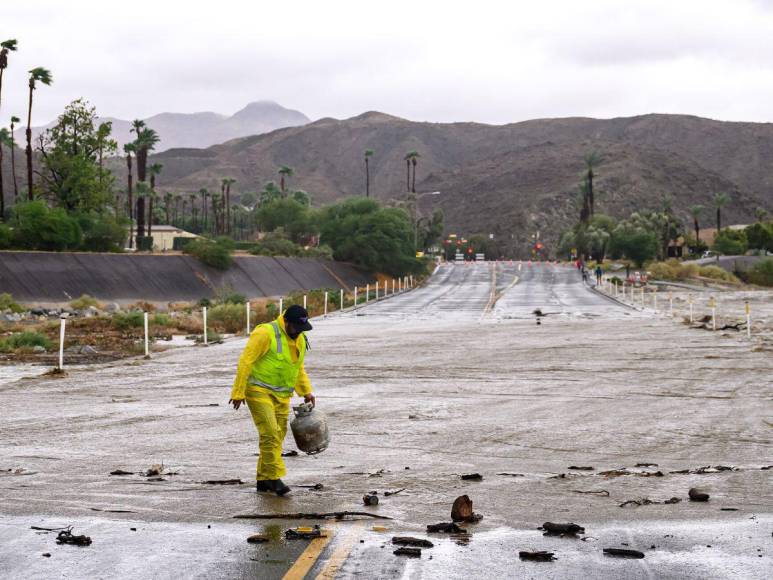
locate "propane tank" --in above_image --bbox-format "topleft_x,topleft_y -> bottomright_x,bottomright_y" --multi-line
290,403 -> 330,455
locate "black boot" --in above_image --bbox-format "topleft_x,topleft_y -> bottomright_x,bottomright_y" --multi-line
256,480 -> 272,492
271,479 -> 291,496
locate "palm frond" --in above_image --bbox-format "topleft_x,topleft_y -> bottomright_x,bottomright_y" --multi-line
28,67 -> 53,85
1,39 -> 18,51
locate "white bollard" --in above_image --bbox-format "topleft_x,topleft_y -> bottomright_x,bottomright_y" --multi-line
340,289 -> 344,311
399,278 -> 402,292
324,291 -> 328,318
303,295 -> 307,310
144,312 -> 150,358
669,292 -> 673,316
746,301 -> 751,339
709,296 -> 716,330
366,284 -> 370,303
375,282 -> 379,301
246,302 -> 251,335
203,306 -> 208,346
688,293 -> 693,323
392,279 -> 395,295
58,316 -> 66,370
279,297 -> 284,315
354,286 -> 358,309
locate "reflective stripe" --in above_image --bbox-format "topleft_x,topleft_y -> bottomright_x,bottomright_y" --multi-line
271,322 -> 283,354
248,377 -> 294,394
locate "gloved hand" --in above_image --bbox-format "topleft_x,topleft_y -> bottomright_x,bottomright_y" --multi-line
304,393 -> 316,408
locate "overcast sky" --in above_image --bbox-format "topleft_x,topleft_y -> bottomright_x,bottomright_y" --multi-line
4,0 -> 773,126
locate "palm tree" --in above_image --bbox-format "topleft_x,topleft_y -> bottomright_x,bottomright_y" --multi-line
278,165 -> 293,193
163,192 -> 173,225
123,142 -> 135,248
223,177 -> 236,233
0,127 -> 11,220
25,67 -> 53,200
132,127 -> 159,240
364,149 -> 374,197
199,188 -> 209,232
688,205 -> 704,247
173,193 -> 182,225
404,151 -> 419,193
9,115 -> 19,200
188,193 -> 198,230
584,151 -> 600,218
211,190 -> 223,234
95,121 -> 112,189
713,192 -> 730,232
147,163 -> 163,239
181,197 -> 188,227
0,40 -> 18,113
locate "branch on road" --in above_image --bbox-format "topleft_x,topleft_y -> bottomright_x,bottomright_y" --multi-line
233,511 -> 393,521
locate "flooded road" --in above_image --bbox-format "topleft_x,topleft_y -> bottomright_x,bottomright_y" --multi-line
1,262 -> 771,579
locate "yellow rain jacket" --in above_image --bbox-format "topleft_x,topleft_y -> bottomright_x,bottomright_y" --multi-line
231,315 -> 312,480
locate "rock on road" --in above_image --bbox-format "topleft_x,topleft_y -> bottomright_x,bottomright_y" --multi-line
1,261 -> 771,579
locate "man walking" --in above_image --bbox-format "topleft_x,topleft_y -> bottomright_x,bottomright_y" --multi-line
595,265 -> 603,285
229,305 -> 316,496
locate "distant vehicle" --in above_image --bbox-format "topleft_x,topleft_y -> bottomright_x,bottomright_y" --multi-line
702,250 -> 718,259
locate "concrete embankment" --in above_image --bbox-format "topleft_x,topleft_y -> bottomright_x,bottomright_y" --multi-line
0,251 -> 375,305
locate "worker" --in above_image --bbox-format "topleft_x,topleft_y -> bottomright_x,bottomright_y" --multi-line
595,265 -> 603,285
229,305 -> 315,496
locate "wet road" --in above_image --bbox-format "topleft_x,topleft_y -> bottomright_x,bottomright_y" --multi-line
1,262 -> 771,579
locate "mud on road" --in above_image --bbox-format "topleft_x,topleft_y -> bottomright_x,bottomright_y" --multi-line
1,262 -> 771,579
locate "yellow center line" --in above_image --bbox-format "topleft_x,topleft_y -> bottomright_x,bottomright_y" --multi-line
315,521 -> 366,580
282,524 -> 338,580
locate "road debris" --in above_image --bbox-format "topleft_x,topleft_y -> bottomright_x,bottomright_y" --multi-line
200,479 -> 243,485
384,488 -> 406,496
599,468 -> 663,478
573,490 -> 610,496
451,495 -> 483,523
56,528 -> 92,546
519,550 -> 556,562
689,488 -> 710,502
540,522 -> 585,537
392,537 -> 434,548
281,450 -> 299,457
42,553 -> 51,557
285,525 -> 325,539
497,472 -> 524,477
363,493 -> 379,506
603,548 -> 645,558
670,465 -> 737,475
635,463 -> 658,468
145,464 -> 164,477
619,498 -> 681,508
295,483 -> 324,490
109,469 -> 133,476
234,511 -> 393,521
393,547 -> 422,557
427,522 -> 465,534
568,466 -> 594,471
246,533 -> 270,544
460,473 -> 483,481
90,507 -> 137,513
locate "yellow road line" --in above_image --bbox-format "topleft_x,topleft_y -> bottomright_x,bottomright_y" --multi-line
315,521 -> 365,580
282,524 -> 338,580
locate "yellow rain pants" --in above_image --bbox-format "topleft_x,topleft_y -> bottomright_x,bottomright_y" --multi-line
246,387 -> 290,480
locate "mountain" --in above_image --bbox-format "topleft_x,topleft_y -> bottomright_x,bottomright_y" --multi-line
18,101 -> 310,152
140,112 -> 771,255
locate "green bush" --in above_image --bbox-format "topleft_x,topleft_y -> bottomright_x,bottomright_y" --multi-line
265,302 -> 279,319
0,224 -> 13,249
12,201 -> 82,251
79,214 -> 128,252
136,236 -> 154,251
151,313 -> 172,326
222,293 -> 246,305
207,303 -> 245,333
0,293 -> 24,313
747,258 -> 773,286
173,237 -> 194,251
745,222 -> 773,251
112,311 -> 145,329
0,331 -> 52,353
70,294 -> 100,310
713,229 -> 747,255
183,238 -> 233,270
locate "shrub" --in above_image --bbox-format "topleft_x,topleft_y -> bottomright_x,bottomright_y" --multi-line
265,302 -> 279,319
713,229 -> 748,255
173,237 -> 194,251
70,294 -> 100,310
151,313 -> 172,326
0,331 -> 52,353
12,201 -> 82,250
112,311 -> 145,329
184,238 -> 233,270
745,222 -> 773,251
222,293 -> 246,305
79,214 -> 128,252
0,224 -> 13,248
207,303 -> 245,333
747,258 -> 773,286
0,293 -> 24,313
136,236 -> 154,251
698,265 -> 740,283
